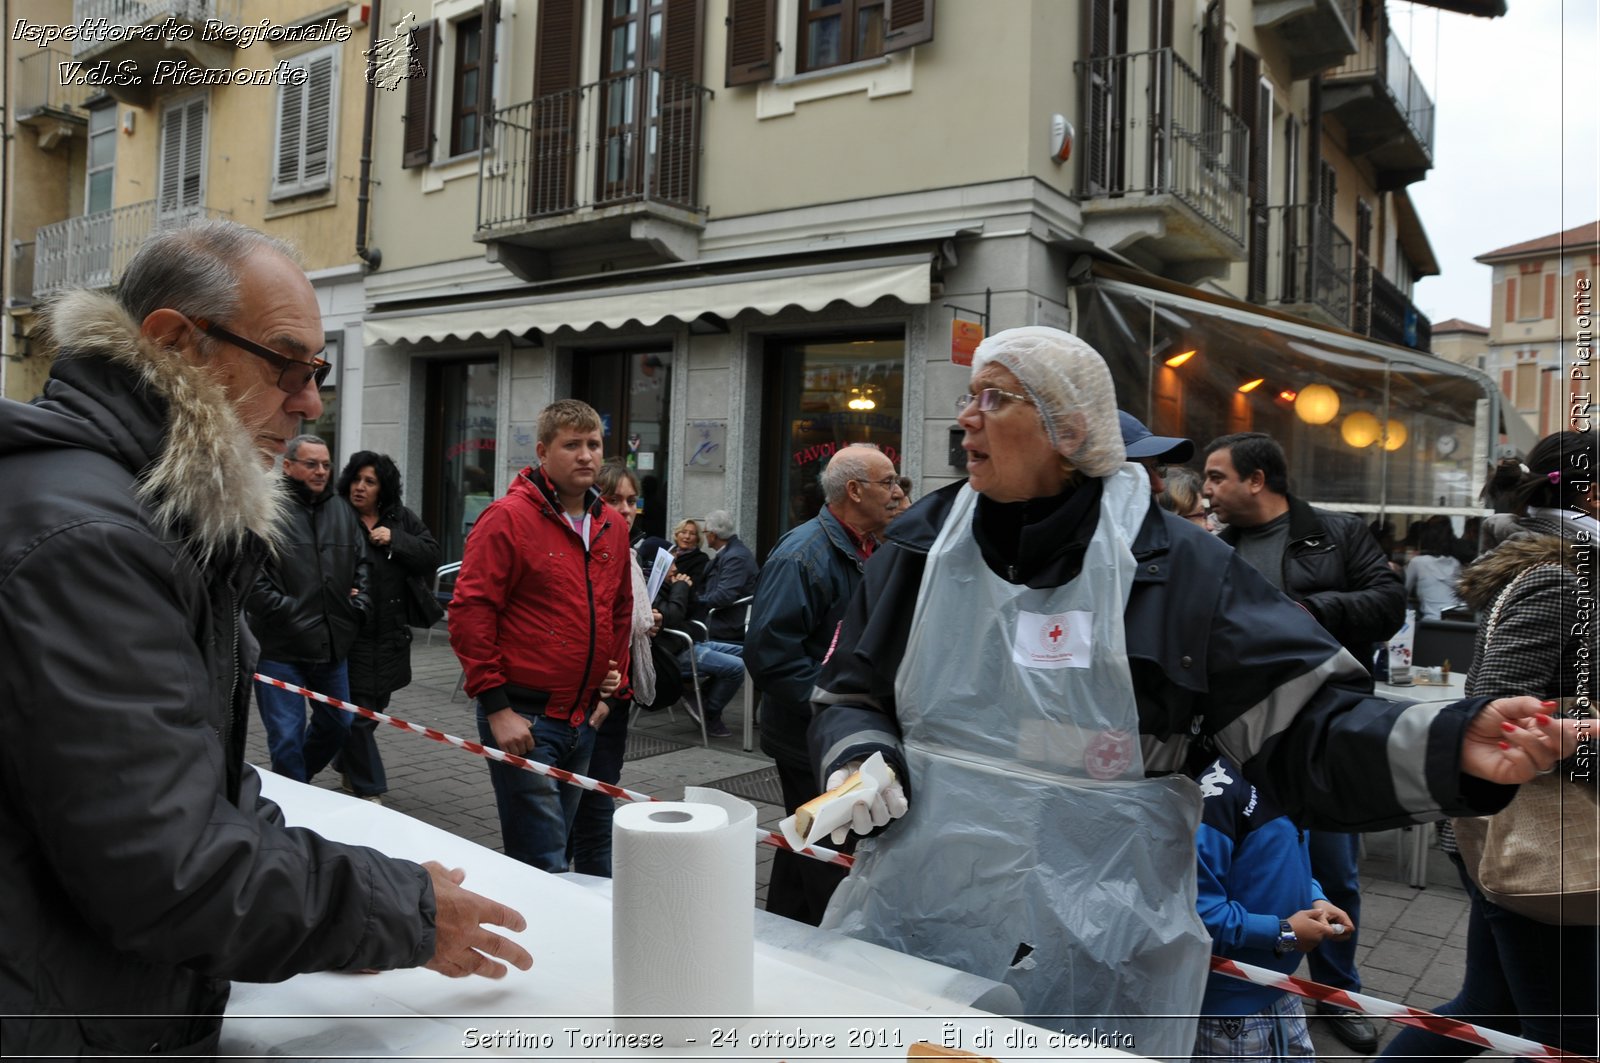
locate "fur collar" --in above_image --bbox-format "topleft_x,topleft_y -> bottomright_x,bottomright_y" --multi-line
1458,533 -> 1571,611
44,290 -> 284,562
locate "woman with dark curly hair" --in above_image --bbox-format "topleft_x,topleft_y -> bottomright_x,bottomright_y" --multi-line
1379,429 -> 1599,1063
334,451 -> 441,801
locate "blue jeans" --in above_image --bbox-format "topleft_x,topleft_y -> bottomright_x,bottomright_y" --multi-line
690,641 -> 745,721
1378,854 -> 1598,1062
476,706 -> 594,872
255,659 -> 353,783
567,702 -> 629,877
1306,830 -> 1362,993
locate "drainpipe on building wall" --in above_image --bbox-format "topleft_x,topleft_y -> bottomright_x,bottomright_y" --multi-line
355,0 -> 382,272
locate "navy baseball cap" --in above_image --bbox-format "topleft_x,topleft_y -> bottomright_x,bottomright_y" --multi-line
1118,410 -> 1195,463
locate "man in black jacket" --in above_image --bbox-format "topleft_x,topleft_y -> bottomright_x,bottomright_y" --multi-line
247,432 -> 372,783
687,509 -> 760,737
0,221 -> 529,1057
1203,431 -> 1405,1053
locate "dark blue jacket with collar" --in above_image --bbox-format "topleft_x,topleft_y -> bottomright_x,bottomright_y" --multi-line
745,506 -> 865,772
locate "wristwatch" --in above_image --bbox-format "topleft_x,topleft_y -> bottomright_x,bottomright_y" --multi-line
1274,919 -> 1298,955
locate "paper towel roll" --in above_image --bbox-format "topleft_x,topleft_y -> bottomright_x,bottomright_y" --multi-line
612,787 -> 756,1024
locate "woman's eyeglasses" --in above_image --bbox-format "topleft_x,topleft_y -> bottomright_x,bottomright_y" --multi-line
192,317 -> 331,394
954,388 -> 1033,416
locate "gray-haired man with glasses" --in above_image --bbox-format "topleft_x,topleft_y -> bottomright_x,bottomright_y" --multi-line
247,432 -> 371,784
0,219 -> 529,1058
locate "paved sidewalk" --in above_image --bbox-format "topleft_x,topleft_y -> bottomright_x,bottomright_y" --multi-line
246,636 -> 1474,1061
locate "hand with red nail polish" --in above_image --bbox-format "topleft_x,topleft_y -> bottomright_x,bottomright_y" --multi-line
1461,696 -> 1582,786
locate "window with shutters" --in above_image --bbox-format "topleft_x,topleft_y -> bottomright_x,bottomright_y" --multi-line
1517,263 -> 1545,320
797,0 -> 885,73
730,0 -> 930,110
271,46 -> 339,200
158,95 -> 207,221
86,102 -> 116,215
450,15 -> 485,155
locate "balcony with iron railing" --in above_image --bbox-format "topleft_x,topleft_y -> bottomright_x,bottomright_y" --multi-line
476,70 -> 712,281
1355,251 -> 1432,351
1265,204 -> 1353,328
32,200 -> 228,297
1323,26 -> 1435,186
1075,48 -> 1249,271
1253,0 -> 1359,79
15,50 -> 91,128
67,0 -> 244,104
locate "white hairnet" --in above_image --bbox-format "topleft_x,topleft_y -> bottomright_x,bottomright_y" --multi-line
970,326 -> 1127,477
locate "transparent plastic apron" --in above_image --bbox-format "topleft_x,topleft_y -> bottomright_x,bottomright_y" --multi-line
821,465 -> 1208,1056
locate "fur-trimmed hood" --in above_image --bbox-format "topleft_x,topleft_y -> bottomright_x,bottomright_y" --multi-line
2,289 -> 283,561
1458,532 -> 1570,611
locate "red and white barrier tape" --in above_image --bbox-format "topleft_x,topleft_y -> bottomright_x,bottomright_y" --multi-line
1211,956 -> 1597,1063
257,676 -> 1595,1063
253,674 -> 853,869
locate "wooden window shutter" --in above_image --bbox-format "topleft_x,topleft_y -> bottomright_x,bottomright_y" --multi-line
1148,0 -> 1173,49
273,50 -> 337,197
402,20 -> 437,168
1504,278 -> 1516,323
1200,0 -> 1223,98
532,0 -> 582,214
662,0 -> 703,83
477,0 -> 499,134
534,0 -> 581,97
725,0 -> 775,87
160,96 -> 206,217
1082,0 -> 1116,196
1543,273 -> 1556,319
884,0 -> 934,53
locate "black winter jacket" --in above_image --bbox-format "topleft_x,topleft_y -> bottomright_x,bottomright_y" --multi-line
0,292 -> 435,1057
1218,496 -> 1405,675
247,478 -> 372,664
809,480 -> 1515,831
346,502 -> 441,700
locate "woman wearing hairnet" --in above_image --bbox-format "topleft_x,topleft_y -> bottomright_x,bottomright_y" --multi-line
806,327 -> 1578,1055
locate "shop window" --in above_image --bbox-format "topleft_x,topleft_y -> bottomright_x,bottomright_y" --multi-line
297,336 -> 341,463
758,334 -> 904,554
424,358 -> 500,564
573,348 -> 673,540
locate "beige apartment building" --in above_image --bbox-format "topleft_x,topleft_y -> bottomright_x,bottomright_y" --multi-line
1475,220 -> 1600,443
1431,317 -> 1489,372
358,0 -> 1514,559
1,0 -> 372,458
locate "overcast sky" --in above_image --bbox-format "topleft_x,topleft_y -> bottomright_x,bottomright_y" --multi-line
1403,0 -> 1599,326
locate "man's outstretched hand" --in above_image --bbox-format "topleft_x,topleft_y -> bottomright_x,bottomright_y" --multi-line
1460,697 -> 1584,786
423,862 -> 533,979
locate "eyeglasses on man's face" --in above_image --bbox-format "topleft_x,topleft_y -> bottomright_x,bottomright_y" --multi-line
288,457 -> 332,471
192,316 -> 331,394
954,388 -> 1033,416
855,476 -> 903,491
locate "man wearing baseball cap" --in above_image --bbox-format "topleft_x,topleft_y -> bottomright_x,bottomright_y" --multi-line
1119,410 -> 1195,493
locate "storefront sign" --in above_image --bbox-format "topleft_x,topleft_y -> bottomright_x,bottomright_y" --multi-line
951,319 -> 984,366
684,420 -> 726,471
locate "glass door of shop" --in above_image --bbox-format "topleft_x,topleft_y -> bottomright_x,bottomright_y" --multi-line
758,333 -> 905,556
573,348 -> 672,539
424,357 -> 500,565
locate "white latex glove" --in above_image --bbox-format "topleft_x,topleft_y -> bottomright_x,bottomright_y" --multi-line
825,759 -> 909,845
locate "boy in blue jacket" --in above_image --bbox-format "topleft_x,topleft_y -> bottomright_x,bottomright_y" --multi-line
1193,757 -> 1356,1062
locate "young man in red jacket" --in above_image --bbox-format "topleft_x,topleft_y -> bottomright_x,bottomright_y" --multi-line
449,399 -> 632,871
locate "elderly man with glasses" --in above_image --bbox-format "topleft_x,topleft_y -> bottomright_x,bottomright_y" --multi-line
245,431 -> 373,784
0,220 -> 529,1057
746,443 -> 904,925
